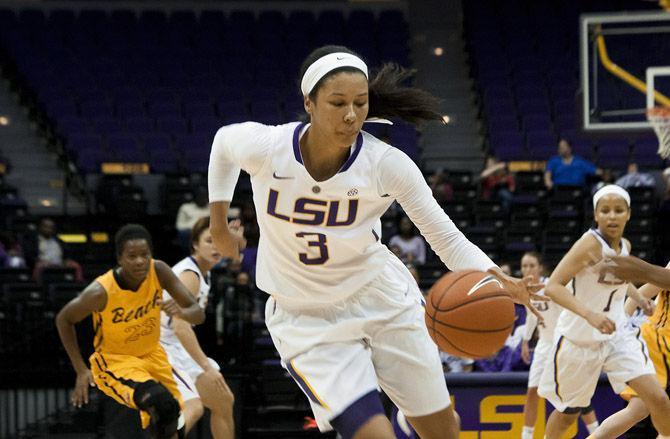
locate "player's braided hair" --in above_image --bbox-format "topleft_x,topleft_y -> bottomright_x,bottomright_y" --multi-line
299,45 -> 443,126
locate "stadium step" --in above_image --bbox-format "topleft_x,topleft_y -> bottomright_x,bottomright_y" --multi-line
0,78 -> 86,215
407,0 -> 486,173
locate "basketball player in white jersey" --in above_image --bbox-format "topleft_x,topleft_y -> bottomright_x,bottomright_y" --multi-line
160,217 -> 235,438
207,45 -> 543,439
537,185 -> 670,439
519,251 -> 598,439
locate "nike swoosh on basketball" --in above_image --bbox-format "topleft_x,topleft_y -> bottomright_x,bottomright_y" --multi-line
272,172 -> 295,180
466,276 -> 503,296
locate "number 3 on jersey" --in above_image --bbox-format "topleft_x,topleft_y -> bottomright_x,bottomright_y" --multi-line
296,232 -> 329,265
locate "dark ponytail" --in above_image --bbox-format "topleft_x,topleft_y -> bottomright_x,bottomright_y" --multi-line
299,45 -> 444,127
368,63 -> 443,125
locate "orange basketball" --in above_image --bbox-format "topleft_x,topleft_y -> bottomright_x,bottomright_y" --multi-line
425,270 -> 515,359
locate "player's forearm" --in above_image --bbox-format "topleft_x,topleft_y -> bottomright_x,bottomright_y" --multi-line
625,284 -> 645,304
545,283 -> 590,319
523,311 -> 538,341
174,321 -> 212,370
624,298 -> 638,316
55,314 -> 88,374
180,304 -> 205,325
642,264 -> 670,290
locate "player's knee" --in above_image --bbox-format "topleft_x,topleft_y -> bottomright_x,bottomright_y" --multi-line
196,380 -> 234,413
331,390 -> 387,439
134,381 -> 181,438
208,389 -> 234,416
448,407 -> 461,434
647,388 -> 670,411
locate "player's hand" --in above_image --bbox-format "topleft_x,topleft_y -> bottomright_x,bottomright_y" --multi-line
214,220 -> 246,261
160,299 -> 184,319
521,340 -> 532,364
72,369 -> 95,408
586,311 -> 616,334
637,298 -> 655,316
489,270 -> 547,323
228,219 -> 247,251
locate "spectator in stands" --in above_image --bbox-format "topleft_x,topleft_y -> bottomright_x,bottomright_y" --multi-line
176,187 -> 210,251
428,168 -> 453,205
592,167 -> 616,194
498,261 -> 513,276
544,139 -> 599,190
0,232 -> 24,267
615,162 -> 655,189
480,155 -> 515,212
474,325 -> 526,372
26,218 -> 83,282
389,215 -> 427,265
440,352 -> 473,373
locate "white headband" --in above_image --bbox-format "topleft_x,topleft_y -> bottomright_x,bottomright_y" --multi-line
593,184 -> 630,210
300,52 -> 368,96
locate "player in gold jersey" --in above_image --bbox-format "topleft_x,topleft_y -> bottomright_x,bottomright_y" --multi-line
56,224 -> 205,438
589,259 -> 670,439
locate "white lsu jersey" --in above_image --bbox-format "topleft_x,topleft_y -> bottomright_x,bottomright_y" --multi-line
208,122 -> 496,306
555,229 -> 630,345
527,277 -> 563,342
160,256 -> 209,347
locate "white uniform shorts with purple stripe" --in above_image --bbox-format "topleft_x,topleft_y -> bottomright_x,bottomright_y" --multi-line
527,338 -> 553,388
264,256 -> 450,432
164,341 -> 221,402
537,327 -> 654,413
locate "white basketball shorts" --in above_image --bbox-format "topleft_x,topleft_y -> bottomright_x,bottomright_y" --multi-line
537,327 -> 654,412
264,256 -> 450,432
528,338 -> 553,388
163,341 -> 220,402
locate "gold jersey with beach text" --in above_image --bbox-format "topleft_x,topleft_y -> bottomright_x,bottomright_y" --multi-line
92,259 -> 163,357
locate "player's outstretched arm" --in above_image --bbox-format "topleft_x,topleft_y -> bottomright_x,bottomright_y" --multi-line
607,256 -> 670,289
55,281 -> 107,407
546,234 -> 616,334
156,260 -> 205,325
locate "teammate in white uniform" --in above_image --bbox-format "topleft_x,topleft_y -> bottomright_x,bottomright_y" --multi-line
518,252 -> 598,439
537,185 -> 670,439
207,45 -> 542,439
160,217 -> 235,438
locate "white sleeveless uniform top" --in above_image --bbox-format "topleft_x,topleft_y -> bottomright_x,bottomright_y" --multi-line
555,229 -> 629,345
208,122 -> 496,306
160,256 -> 209,347
526,276 -> 563,343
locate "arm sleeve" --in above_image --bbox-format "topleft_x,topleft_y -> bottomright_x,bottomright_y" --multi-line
208,122 -> 274,202
522,310 -> 538,341
377,148 -> 497,272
